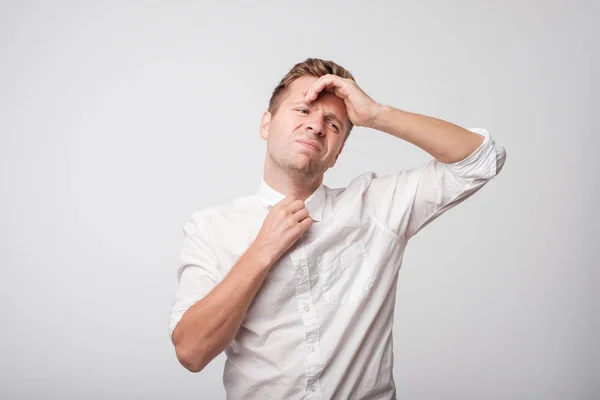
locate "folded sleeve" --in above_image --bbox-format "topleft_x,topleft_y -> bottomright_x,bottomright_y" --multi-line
366,127 -> 507,241
168,213 -> 223,341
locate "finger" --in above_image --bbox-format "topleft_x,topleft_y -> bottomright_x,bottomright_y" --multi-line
293,207 -> 310,222
292,215 -> 314,236
307,76 -> 335,101
306,75 -> 342,102
308,77 -> 351,103
275,195 -> 299,208
298,216 -> 314,230
303,86 -> 334,96
287,199 -> 306,214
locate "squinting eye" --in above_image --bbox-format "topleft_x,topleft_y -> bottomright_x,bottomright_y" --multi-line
328,121 -> 339,131
298,108 -> 309,114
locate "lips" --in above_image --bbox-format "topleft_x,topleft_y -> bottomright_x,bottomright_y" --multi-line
296,139 -> 321,152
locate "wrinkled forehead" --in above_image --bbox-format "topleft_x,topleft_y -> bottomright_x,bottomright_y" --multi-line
287,75 -> 319,94
286,76 -> 349,119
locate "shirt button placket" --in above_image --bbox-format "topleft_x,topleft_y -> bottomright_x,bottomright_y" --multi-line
291,237 -> 323,399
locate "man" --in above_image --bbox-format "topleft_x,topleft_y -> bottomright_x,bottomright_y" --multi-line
169,58 -> 506,399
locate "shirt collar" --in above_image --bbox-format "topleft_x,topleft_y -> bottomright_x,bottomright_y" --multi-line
258,177 -> 326,222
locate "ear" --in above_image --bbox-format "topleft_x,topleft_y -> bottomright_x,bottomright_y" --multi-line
260,111 -> 271,140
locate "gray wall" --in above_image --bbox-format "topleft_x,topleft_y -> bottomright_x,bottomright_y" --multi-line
1,1 -> 597,399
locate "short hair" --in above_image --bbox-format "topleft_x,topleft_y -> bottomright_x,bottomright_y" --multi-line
268,58 -> 355,141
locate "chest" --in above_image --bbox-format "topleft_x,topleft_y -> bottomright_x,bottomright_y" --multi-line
216,211 -> 403,322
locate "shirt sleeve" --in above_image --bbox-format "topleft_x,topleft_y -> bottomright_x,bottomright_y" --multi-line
168,213 -> 223,341
366,127 -> 507,241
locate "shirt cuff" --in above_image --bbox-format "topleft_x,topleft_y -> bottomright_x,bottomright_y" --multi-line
445,127 -> 499,180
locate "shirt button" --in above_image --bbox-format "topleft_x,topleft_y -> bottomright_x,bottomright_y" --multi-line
309,385 -> 316,392
303,305 -> 310,312
309,345 -> 315,352
298,268 -> 306,276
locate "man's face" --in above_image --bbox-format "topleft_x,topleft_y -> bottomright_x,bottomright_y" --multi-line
260,75 -> 350,178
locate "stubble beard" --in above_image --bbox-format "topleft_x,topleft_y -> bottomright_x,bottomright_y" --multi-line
275,149 -> 325,180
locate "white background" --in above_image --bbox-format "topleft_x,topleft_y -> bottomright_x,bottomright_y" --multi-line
1,1 -> 598,399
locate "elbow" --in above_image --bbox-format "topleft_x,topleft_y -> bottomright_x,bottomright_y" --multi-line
181,358 -> 205,374
175,343 -> 207,373
172,326 -> 208,373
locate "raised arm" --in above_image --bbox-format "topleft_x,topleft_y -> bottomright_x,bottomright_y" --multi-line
304,73 -> 485,163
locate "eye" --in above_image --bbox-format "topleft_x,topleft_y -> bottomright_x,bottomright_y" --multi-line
327,121 -> 339,132
297,108 -> 309,114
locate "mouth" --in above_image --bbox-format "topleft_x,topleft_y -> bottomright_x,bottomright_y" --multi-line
296,139 -> 320,153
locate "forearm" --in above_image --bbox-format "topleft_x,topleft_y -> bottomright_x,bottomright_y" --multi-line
368,105 -> 484,163
172,244 -> 273,372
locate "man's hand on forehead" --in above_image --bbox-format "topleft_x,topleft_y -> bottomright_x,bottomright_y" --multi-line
303,74 -> 382,128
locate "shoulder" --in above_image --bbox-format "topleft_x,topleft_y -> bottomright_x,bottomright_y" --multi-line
184,193 -> 257,228
183,193 -> 262,243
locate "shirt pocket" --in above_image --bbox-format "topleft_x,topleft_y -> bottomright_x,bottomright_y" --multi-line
316,237 -> 374,305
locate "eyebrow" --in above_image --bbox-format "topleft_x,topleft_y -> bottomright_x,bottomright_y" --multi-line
291,101 -> 345,130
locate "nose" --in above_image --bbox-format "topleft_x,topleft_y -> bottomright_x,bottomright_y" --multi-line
305,116 -> 326,137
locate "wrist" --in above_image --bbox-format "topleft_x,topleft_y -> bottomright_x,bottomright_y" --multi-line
246,241 -> 276,271
366,104 -> 391,130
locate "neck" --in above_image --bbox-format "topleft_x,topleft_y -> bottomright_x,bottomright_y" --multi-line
263,159 -> 323,201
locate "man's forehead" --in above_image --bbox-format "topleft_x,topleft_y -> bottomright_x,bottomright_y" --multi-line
287,77 -> 346,109
281,76 -> 350,127
289,75 -> 319,91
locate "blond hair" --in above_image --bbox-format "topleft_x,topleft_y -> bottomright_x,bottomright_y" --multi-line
268,58 -> 355,140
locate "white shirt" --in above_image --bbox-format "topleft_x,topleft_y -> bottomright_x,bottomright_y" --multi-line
169,127 -> 506,400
